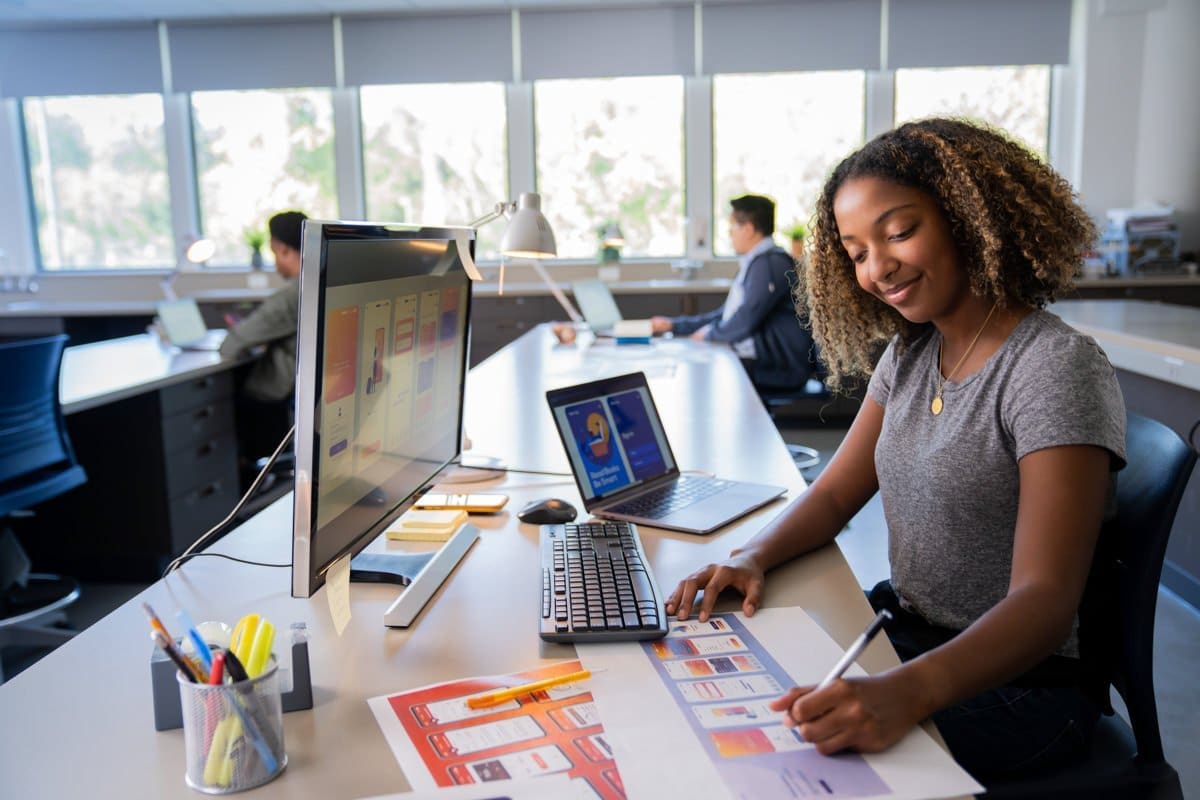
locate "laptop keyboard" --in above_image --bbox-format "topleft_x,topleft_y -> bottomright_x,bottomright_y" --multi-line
606,475 -> 729,518
540,520 -> 667,643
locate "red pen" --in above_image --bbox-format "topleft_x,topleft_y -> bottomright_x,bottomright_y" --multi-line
209,651 -> 226,685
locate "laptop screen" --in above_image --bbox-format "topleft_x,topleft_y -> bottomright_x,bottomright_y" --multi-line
156,298 -> 208,345
547,371 -> 679,503
570,279 -> 623,332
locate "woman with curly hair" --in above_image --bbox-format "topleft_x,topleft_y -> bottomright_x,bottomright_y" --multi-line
665,118 -> 1126,780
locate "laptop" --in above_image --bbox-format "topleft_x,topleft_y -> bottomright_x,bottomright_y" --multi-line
155,298 -> 228,351
546,371 -> 787,535
570,279 -> 653,339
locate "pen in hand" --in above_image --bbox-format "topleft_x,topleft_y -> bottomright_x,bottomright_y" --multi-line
816,608 -> 892,690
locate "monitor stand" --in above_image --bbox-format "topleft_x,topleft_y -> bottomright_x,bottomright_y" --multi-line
350,523 -> 480,628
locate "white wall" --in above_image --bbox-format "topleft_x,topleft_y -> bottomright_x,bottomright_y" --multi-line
1134,0 -> 1200,253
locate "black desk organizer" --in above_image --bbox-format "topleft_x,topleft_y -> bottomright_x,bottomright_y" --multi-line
150,622 -> 314,731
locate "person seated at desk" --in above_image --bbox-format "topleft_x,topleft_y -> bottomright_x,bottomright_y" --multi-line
650,194 -> 819,391
665,119 -> 1126,781
219,210 -> 306,476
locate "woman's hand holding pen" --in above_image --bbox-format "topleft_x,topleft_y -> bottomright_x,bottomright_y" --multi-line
664,551 -> 767,622
768,669 -> 933,756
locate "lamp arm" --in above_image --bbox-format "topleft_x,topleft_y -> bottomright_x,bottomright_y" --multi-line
467,202 -> 512,230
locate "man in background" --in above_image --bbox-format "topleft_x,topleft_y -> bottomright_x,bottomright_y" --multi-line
651,194 -> 819,391
220,210 -> 306,482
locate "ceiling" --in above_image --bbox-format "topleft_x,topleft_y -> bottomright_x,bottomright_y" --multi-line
0,0 -> 712,24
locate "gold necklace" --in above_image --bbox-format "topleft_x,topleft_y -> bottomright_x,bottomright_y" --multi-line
931,301 -> 998,416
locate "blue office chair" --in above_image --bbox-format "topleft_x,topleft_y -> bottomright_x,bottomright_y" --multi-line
985,411 -> 1195,800
0,334 -> 88,683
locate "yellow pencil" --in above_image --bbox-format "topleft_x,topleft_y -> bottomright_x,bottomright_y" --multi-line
466,669 -> 593,709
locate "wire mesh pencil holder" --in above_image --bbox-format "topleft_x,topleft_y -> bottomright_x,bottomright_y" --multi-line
178,657 -> 287,794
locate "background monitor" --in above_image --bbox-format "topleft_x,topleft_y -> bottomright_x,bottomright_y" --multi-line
292,221 -> 474,598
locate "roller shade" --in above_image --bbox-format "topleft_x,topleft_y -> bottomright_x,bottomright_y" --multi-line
521,6 -> 694,80
343,13 -> 512,86
169,19 -> 336,92
0,25 -> 162,98
888,0 -> 1072,68
702,0 -> 882,74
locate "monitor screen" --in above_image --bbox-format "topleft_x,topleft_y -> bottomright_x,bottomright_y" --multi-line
292,221 -> 474,598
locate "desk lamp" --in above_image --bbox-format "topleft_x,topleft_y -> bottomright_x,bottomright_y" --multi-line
464,192 -> 582,322
162,237 -> 216,301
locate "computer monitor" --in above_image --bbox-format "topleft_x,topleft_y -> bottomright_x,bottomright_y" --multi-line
291,221 -> 474,598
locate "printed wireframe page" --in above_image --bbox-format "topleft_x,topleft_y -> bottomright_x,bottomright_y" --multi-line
579,608 -> 983,800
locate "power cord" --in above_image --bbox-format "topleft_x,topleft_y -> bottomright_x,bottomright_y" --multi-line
162,425 -> 295,578
448,458 -> 572,478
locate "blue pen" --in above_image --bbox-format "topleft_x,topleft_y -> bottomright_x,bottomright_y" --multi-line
177,609 -> 214,671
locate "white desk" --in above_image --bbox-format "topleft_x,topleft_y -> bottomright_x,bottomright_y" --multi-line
60,333 -> 237,415
1051,299 -> 1200,392
0,326 -> 909,799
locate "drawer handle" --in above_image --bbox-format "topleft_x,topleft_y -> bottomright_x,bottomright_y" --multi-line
194,405 -> 214,421
194,376 -> 213,390
197,441 -> 216,457
199,481 -> 221,498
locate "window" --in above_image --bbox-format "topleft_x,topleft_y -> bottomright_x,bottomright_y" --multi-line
360,82 -> 508,261
894,66 -> 1051,157
192,88 -> 337,266
534,76 -> 685,260
712,72 -> 865,256
24,94 -> 172,270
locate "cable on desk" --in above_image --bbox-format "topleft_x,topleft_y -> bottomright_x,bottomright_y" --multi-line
448,458 -> 572,478
162,425 -> 295,578
1188,418 -> 1199,452
170,552 -> 290,569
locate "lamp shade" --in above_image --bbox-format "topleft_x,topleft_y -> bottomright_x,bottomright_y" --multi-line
601,222 -> 625,248
184,237 -> 216,264
500,192 -> 557,258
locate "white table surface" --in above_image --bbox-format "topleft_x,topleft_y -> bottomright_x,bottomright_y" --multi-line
0,326 -> 926,799
1051,299 -> 1200,392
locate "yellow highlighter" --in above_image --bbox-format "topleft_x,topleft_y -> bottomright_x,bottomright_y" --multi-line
245,619 -> 275,679
230,614 -> 260,666
203,716 -> 237,787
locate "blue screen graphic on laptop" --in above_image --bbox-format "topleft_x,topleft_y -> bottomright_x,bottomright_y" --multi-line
556,386 -> 675,501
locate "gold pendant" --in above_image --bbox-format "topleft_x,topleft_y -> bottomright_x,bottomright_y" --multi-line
931,395 -> 944,415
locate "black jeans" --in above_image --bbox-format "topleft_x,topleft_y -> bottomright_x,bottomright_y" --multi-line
867,581 -> 1101,780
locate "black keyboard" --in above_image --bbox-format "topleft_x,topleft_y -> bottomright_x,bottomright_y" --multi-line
540,520 -> 668,643
606,475 -> 729,518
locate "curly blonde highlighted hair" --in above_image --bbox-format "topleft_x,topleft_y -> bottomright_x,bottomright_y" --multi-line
800,117 -> 1096,392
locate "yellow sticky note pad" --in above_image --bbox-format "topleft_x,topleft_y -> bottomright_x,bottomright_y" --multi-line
386,509 -> 468,541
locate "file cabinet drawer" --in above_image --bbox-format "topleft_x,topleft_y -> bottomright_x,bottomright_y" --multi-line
168,476 -> 240,554
164,431 -> 239,499
160,371 -> 233,416
161,399 -> 235,454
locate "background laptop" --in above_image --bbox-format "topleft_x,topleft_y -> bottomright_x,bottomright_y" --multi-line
155,298 -> 227,351
570,279 -> 652,338
546,371 -> 786,534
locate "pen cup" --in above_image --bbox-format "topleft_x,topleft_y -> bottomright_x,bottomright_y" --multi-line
178,657 -> 287,794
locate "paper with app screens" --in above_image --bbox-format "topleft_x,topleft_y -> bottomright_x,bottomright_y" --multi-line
369,608 -> 982,800
579,608 -> 983,800
368,660 -> 623,799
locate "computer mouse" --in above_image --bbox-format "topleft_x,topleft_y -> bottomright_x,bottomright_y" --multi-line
517,497 -> 578,525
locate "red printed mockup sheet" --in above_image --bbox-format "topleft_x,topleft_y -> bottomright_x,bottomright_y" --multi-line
368,660 -> 623,799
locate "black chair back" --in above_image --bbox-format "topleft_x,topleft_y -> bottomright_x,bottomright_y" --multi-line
1098,412 -> 1196,763
0,335 -> 87,516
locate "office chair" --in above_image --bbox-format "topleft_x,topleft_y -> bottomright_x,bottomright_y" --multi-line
984,411 -> 1195,800
0,334 -> 88,683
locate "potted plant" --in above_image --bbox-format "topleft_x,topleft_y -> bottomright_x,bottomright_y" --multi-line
787,221 -> 809,263
243,227 -> 267,269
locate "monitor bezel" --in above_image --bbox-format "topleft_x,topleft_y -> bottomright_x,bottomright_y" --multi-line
291,220 -> 475,598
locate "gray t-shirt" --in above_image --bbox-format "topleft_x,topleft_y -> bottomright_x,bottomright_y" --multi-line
867,310 -> 1126,657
